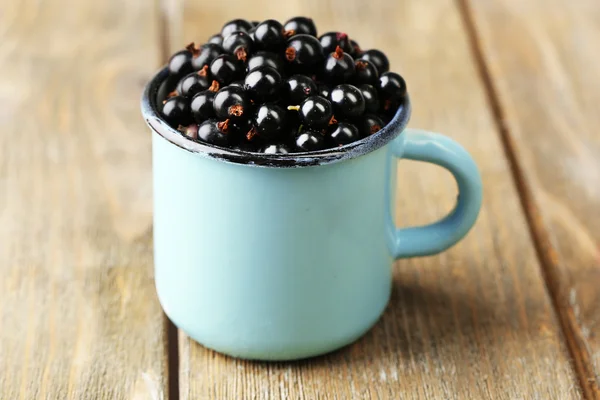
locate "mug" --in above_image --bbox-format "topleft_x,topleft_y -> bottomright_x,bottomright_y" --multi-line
142,68 -> 483,361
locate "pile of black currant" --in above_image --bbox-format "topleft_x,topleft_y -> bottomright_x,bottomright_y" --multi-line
160,17 -> 407,154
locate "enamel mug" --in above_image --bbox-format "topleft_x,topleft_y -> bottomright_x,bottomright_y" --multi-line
142,68 -> 483,361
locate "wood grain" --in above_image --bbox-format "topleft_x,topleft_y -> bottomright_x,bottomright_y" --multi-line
465,0 -> 600,397
169,0 -> 583,398
0,0 -> 167,398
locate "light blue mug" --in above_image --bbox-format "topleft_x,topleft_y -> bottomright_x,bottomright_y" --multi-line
142,69 -> 483,361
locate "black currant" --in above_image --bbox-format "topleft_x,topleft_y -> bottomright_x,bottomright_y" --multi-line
244,66 -> 282,102
296,96 -> 333,128
209,54 -> 244,84
262,143 -> 292,154
221,19 -> 253,37
319,32 -> 353,55
190,85 -> 219,123
322,46 -> 355,83
285,34 -> 324,69
295,130 -> 325,152
283,17 -> 317,37
284,74 -> 317,104
191,43 -> 223,70
168,43 -> 197,76
329,84 -> 365,118
213,86 -> 250,120
360,49 -> 389,74
222,31 -> 254,62
197,118 -> 233,146
246,51 -> 284,73
229,80 -> 244,88
176,71 -> 210,97
253,104 -> 287,140
357,84 -> 380,113
356,114 -> 384,137
254,19 -> 286,51
350,39 -> 362,57
208,34 -> 223,46
378,72 -> 407,100
328,122 -> 360,146
161,95 -> 191,126
177,123 -> 199,140
251,20 -> 260,27
352,59 -> 379,85
317,84 -> 331,98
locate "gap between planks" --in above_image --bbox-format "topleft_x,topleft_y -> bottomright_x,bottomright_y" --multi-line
456,0 -> 598,398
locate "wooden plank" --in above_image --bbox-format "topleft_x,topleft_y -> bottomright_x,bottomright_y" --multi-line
465,0 -> 600,397
0,1 -> 168,398
169,0 -> 582,398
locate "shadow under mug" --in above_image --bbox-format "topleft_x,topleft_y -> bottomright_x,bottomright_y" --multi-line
142,68 -> 483,361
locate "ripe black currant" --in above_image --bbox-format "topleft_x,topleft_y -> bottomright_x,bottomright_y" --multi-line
208,34 -> 223,46
254,19 -> 286,51
328,122 -> 360,146
296,96 -> 333,128
284,74 -> 317,104
176,71 -> 210,97
191,43 -> 223,70
197,118 -> 233,146
246,51 -> 284,73
360,49 -> 389,74
378,72 -> 407,100
222,31 -> 254,62
350,40 -> 362,57
161,95 -> 191,126
190,83 -> 220,123
221,19 -> 253,37
253,104 -> 287,140
262,143 -> 292,154
244,66 -> 282,102
295,130 -> 325,151
168,43 -> 198,76
209,54 -> 244,84
357,84 -> 380,113
283,17 -> 317,37
329,84 -> 365,118
352,59 -> 379,85
213,86 -> 250,120
319,32 -> 353,55
317,84 -> 331,98
356,114 -> 385,137
322,46 -> 355,83
285,34 -> 324,70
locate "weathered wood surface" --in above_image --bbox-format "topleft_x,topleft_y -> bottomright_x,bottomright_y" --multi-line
171,0 -> 582,398
0,0 -> 168,399
466,0 -> 600,397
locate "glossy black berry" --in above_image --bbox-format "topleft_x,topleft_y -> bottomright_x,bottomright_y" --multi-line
254,19 -> 286,51
356,114 -> 384,137
357,84 -> 379,113
168,43 -> 197,76
352,59 -> 378,85
378,72 -> 407,100
253,104 -> 287,139
176,72 -> 210,97
208,34 -> 223,46
295,130 -> 325,151
284,74 -> 317,104
209,54 -> 244,84
213,86 -> 250,120
244,66 -> 282,102
360,49 -> 389,74
285,34 -> 323,69
262,143 -> 292,154
328,122 -> 360,146
191,43 -> 223,70
229,80 -> 244,88
222,31 -> 254,61
246,51 -> 284,73
161,95 -> 191,126
319,32 -> 353,55
322,46 -> 355,83
317,84 -> 331,98
221,19 -> 253,37
197,118 -> 232,146
251,20 -> 260,27
283,17 -> 317,37
298,96 -> 333,128
329,84 -> 365,118
350,40 -> 362,57
190,90 -> 216,123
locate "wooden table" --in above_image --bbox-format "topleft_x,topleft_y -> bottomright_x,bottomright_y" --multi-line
1,0 -> 599,398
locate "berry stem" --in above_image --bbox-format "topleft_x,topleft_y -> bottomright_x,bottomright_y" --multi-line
246,126 -> 258,141
228,104 -> 244,117
217,119 -> 230,133
285,47 -> 296,62
208,80 -> 220,92
197,65 -> 209,76
185,42 -> 200,57
333,46 -> 344,60
287,105 -> 300,111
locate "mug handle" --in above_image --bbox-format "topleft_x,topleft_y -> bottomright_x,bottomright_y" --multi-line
389,128 -> 483,259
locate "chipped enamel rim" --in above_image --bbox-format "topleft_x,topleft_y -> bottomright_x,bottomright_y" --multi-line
141,67 -> 411,168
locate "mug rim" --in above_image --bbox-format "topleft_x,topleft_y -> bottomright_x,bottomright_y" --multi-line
141,67 -> 412,168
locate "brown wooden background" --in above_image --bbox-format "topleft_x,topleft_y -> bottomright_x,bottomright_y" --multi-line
1,0 -> 599,398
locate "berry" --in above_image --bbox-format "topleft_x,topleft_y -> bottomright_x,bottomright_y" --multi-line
317,84 -> 331,98
221,19 -> 253,37
232,141 -> 260,153
378,72 -> 407,100
209,54 -> 244,84
357,84 -> 379,113
253,104 -> 287,139
213,86 -> 250,120
246,51 -> 284,73
297,96 -> 333,128
191,43 -> 223,70
262,143 -> 292,154
295,130 -> 325,151
208,34 -> 223,46
356,114 -> 384,137
197,119 -> 232,146
319,32 -> 353,55
283,17 -> 317,37
254,19 -> 286,51
222,31 -> 254,61
350,40 -> 362,57
244,66 -> 282,102
328,122 -> 360,146
352,59 -> 378,85
168,43 -> 197,76
322,46 -> 355,83
285,34 -> 324,69
161,95 -> 191,126
229,80 -> 244,88
190,86 -> 219,123
251,20 -> 260,27
284,74 -> 317,104
329,84 -> 365,118
176,71 -> 210,97
360,49 -> 389,74
177,123 -> 199,140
